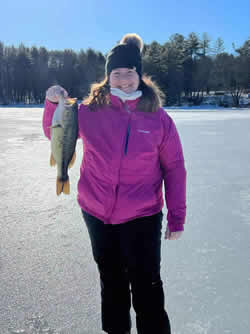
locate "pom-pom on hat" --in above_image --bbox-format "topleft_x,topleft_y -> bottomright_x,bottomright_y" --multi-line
105,33 -> 143,77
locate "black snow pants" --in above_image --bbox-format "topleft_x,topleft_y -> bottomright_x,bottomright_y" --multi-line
82,210 -> 171,334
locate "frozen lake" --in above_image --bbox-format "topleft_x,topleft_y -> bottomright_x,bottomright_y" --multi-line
0,107 -> 250,334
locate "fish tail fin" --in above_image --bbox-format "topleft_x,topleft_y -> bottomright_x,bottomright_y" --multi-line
50,153 -> 56,166
68,152 -> 76,169
62,178 -> 70,194
56,178 -> 70,195
56,177 -> 64,196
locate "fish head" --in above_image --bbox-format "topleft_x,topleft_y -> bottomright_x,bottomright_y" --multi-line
52,92 -> 66,126
58,91 -> 66,103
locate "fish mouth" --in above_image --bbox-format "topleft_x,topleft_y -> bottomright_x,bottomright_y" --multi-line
52,124 -> 62,128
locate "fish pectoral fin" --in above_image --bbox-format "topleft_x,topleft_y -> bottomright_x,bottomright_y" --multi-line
68,152 -> 76,169
62,179 -> 70,194
56,178 -> 64,196
50,153 -> 56,166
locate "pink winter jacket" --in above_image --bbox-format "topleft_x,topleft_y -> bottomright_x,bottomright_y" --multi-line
42,94 -> 186,232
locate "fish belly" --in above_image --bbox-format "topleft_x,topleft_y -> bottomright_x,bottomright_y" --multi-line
51,126 -> 64,179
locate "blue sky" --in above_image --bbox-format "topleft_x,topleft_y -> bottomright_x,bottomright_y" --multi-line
1,0 -> 249,54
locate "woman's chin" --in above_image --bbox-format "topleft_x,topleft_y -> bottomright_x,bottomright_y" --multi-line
121,88 -> 135,94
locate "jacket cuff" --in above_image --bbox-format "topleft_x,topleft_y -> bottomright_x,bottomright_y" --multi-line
46,98 -> 58,105
167,222 -> 184,233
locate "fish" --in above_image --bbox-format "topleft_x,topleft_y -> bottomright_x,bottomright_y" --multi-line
50,93 -> 78,195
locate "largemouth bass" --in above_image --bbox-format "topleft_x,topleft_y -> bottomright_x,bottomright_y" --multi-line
50,94 -> 78,195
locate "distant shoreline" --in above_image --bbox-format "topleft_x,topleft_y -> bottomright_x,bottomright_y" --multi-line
1,103 -> 250,112
0,104 -> 44,108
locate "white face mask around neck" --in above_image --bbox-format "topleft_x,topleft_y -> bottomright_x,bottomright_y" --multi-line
110,88 -> 142,102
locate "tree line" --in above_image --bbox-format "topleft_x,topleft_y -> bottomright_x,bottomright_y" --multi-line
0,32 -> 249,106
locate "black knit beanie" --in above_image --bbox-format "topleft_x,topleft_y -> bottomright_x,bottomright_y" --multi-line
105,33 -> 143,77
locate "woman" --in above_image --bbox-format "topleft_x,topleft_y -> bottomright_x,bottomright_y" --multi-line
43,33 -> 186,334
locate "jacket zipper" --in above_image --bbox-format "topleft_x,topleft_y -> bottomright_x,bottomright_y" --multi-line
124,125 -> 130,155
107,103 -> 132,221
124,104 -> 131,155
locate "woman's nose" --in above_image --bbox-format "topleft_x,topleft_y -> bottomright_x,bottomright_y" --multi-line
119,73 -> 130,81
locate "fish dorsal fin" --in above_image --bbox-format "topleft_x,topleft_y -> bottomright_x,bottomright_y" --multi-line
66,98 -> 77,106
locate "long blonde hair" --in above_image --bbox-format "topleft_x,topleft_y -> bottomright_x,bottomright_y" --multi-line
83,75 -> 165,113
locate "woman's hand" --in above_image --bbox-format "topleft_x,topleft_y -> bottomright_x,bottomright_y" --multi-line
46,85 -> 68,103
165,226 -> 183,240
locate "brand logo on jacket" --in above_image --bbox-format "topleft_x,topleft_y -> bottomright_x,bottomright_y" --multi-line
137,130 -> 150,133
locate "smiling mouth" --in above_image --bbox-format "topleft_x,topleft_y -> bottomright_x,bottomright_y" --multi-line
119,86 -> 132,91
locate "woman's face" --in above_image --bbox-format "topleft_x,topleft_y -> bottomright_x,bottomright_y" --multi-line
109,67 -> 140,94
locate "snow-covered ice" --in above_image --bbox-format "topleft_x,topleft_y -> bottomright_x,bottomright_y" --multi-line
0,107 -> 250,334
